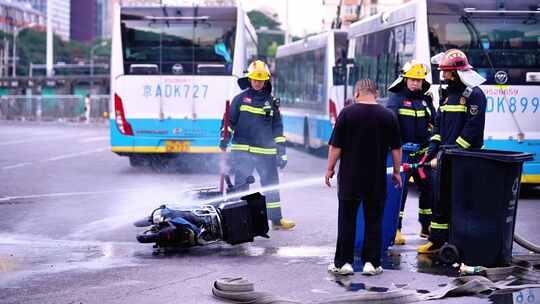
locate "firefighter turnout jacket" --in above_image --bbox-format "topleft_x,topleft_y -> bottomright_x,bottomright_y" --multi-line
222,88 -> 286,156
387,89 -> 436,147
430,82 -> 487,149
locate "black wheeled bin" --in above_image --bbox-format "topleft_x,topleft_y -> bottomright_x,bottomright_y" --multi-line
437,148 -> 533,267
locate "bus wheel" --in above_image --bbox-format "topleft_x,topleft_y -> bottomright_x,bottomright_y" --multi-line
150,156 -> 170,172
129,156 -> 146,167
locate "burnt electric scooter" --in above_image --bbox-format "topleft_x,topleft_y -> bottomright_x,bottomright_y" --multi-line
134,176 -> 270,253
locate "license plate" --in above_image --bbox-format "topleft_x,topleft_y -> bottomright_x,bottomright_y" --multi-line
165,140 -> 190,153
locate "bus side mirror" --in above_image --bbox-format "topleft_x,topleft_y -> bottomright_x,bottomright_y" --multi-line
333,66 -> 346,86
348,65 -> 359,86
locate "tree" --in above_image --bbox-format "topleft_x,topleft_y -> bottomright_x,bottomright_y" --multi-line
266,41 -> 278,58
4,29 -> 110,76
247,10 -> 285,60
247,10 -> 281,30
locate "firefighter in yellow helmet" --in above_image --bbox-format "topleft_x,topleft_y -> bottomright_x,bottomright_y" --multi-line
220,60 -> 295,230
387,60 -> 436,245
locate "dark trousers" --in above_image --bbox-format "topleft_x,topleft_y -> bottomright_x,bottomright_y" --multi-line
334,198 -> 385,268
428,155 -> 451,245
398,155 -> 433,230
232,151 -> 282,224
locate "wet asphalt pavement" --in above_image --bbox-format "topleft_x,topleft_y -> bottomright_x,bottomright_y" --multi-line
0,121 -> 539,304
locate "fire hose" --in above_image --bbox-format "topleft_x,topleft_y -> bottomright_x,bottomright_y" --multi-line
212,273 -> 540,303
514,234 -> 540,254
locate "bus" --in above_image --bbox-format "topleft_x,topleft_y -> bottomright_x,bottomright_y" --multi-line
275,30 -> 349,150
346,0 -> 540,185
110,3 -> 257,168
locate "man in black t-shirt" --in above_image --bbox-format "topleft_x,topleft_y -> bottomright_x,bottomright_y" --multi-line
326,79 -> 402,276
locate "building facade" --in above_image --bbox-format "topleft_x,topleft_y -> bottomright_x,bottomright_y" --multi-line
0,0 -> 45,33
0,0 -> 45,77
16,0 -> 70,40
70,0 -> 97,43
96,0 -> 108,39
324,0 -> 410,29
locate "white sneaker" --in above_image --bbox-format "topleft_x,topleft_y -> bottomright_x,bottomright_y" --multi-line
362,262 -> 383,276
327,263 -> 354,275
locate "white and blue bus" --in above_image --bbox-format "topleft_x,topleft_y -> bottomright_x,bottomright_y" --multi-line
110,3 -> 257,167
274,30 -> 349,150
346,0 -> 540,184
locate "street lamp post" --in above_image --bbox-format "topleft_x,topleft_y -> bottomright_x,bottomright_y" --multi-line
12,28 -> 18,78
90,41 -> 108,94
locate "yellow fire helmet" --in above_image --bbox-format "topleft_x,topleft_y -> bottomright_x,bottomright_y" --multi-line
402,60 -> 430,80
247,60 -> 271,81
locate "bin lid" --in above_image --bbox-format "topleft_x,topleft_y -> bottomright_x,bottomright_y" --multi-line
443,148 -> 534,163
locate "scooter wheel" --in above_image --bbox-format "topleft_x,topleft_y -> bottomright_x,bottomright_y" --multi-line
136,231 -> 159,243
439,244 -> 460,265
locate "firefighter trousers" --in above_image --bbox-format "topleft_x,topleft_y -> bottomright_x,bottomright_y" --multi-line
397,154 -> 433,230
428,154 -> 451,245
231,151 -> 282,224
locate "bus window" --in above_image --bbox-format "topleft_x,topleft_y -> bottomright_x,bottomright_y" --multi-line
275,47 -> 326,110
121,7 -> 236,76
428,14 -> 540,85
352,22 -> 415,97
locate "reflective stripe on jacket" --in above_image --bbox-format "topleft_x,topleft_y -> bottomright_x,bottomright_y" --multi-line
431,84 -> 486,149
387,90 -> 436,146
222,88 -> 285,156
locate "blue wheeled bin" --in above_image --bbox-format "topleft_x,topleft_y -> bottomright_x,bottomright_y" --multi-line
436,148 -> 533,267
354,143 -> 419,266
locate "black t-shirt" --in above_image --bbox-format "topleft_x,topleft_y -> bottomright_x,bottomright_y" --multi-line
329,103 -> 402,201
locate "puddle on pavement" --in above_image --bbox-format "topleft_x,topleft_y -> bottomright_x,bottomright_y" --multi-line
335,279 -> 389,292
136,242 -> 457,277
0,234 -> 141,285
328,275 -> 430,294
134,244 -> 334,261
351,250 -> 459,277
488,288 -> 540,304
331,276 -> 434,294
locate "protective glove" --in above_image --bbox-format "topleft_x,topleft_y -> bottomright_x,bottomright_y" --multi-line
272,97 -> 281,108
277,154 -> 287,169
426,141 -> 439,161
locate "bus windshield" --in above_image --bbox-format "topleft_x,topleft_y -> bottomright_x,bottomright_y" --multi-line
121,7 -> 236,76
428,13 -> 540,84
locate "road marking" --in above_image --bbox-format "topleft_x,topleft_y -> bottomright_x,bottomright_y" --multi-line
1,147 -> 108,170
1,162 -> 32,170
0,188 -> 141,202
78,136 -> 109,143
0,133 -> 94,146
41,147 -> 109,162
30,131 -> 65,136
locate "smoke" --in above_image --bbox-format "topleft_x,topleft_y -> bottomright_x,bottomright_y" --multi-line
68,185 -> 202,239
196,176 -> 324,206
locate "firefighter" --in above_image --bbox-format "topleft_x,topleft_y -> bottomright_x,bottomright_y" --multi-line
418,49 -> 487,253
220,60 -> 295,230
387,60 -> 436,245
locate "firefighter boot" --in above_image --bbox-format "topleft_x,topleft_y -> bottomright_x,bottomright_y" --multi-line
394,229 -> 405,245
417,241 -> 441,254
272,218 -> 295,230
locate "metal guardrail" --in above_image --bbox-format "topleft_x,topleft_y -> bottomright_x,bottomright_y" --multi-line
0,95 -> 110,122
